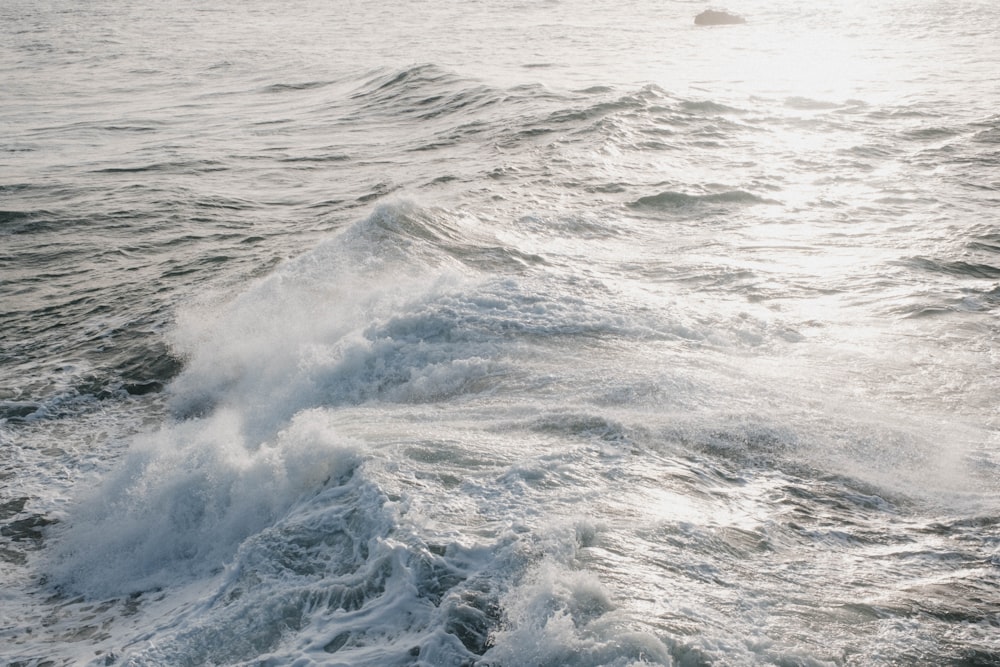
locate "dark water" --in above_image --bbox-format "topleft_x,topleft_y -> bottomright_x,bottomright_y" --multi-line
2,0 -> 999,664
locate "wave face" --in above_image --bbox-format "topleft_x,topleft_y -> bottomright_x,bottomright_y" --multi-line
2,0 -> 1000,665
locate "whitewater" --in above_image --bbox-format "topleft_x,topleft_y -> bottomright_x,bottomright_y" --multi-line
2,0 -> 998,665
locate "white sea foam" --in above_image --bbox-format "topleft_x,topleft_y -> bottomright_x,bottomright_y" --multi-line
484,533 -> 673,667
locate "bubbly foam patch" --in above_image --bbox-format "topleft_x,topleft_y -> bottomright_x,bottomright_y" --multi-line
483,523 -> 672,667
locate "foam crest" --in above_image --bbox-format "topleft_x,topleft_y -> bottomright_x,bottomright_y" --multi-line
166,203 -> 477,433
47,408 -> 359,598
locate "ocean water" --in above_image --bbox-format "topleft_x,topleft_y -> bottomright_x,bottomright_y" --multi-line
2,0 -> 999,664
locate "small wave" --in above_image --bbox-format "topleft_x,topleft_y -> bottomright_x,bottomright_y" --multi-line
898,305 -> 957,319
628,189 -> 777,210
575,85 -> 615,95
346,202 -> 543,271
491,84 -> 698,150
841,143 -> 900,160
524,412 -> 634,445
867,106 -> 942,120
546,84 -> 670,123
680,99 -> 743,114
901,125 -> 961,141
348,64 -> 501,123
902,256 -> 1000,280
93,160 -> 227,175
784,96 -> 843,111
0,209 -> 43,226
260,80 -> 334,94
98,122 -> 164,133
968,232 -> 1000,254
277,153 -> 350,163
972,126 -> 1000,144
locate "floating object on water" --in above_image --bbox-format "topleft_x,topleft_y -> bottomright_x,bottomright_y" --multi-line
694,9 -> 746,25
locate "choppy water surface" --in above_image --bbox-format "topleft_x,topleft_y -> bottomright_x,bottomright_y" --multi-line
2,0 -> 998,665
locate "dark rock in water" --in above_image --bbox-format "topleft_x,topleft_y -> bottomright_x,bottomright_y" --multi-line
695,9 -> 746,25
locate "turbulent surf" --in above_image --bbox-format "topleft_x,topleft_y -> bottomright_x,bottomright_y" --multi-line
2,0 -> 998,665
